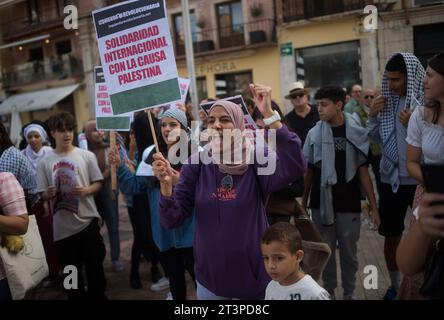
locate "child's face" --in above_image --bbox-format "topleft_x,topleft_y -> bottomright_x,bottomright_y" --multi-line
261,240 -> 304,286
317,98 -> 342,122
51,128 -> 74,149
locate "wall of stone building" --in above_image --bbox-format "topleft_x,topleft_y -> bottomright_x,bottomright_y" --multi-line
360,32 -> 379,90
177,46 -> 282,105
167,0 -> 274,48
377,5 -> 444,71
76,0 -> 104,120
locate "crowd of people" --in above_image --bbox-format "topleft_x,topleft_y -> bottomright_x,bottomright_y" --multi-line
0,51 -> 443,300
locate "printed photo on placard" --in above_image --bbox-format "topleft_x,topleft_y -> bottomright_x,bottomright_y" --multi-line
92,0 -> 181,115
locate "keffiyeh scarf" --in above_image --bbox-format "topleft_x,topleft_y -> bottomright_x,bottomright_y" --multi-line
379,53 -> 425,192
0,146 -> 39,208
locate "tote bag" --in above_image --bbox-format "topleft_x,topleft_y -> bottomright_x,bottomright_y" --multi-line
0,215 -> 49,299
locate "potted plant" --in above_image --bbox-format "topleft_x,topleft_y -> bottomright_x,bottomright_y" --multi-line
250,2 -> 263,18
196,17 -> 206,29
249,3 -> 266,44
194,17 -> 214,52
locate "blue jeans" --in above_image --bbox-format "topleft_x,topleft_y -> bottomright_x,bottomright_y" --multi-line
95,187 -> 120,262
0,278 -> 12,300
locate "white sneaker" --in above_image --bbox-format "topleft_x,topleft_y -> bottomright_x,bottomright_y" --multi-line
165,291 -> 173,300
150,277 -> 169,292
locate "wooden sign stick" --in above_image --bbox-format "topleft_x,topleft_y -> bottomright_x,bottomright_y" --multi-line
146,110 -> 160,153
109,130 -> 117,192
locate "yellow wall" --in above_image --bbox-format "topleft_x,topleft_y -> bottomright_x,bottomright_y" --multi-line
177,46 -> 283,107
279,17 -> 363,49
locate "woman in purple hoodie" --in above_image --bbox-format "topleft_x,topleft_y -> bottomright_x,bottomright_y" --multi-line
152,84 -> 307,299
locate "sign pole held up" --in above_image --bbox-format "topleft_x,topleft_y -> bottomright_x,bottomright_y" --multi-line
109,130 -> 117,193
146,110 -> 160,154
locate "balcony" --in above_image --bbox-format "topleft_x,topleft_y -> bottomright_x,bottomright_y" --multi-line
174,19 -> 276,57
283,0 -> 373,22
2,54 -> 83,88
1,2 -> 65,40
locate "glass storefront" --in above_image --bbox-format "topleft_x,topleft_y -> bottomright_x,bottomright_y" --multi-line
215,71 -> 252,99
296,41 -> 361,100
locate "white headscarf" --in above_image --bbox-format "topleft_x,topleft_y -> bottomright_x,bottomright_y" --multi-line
24,124 -> 48,144
22,124 -> 52,172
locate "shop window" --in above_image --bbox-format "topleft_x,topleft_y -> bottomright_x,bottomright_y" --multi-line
296,41 -> 361,100
215,71 -> 252,99
414,22 -> 444,68
196,77 -> 208,102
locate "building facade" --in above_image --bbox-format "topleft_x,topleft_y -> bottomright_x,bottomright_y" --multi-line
166,0 -> 281,105
275,0 -> 444,112
0,0 -> 123,141
1,0 -> 443,134
377,0 -> 444,70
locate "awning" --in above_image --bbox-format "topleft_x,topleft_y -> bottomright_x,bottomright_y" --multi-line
0,0 -> 26,9
0,84 -> 79,115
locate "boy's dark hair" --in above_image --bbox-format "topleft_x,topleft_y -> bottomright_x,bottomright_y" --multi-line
261,222 -> 303,254
314,85 -> 346,108
385,53 -> 407,74
47,111 -> 76,132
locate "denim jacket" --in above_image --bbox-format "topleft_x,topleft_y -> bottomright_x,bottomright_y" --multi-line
117,164 -> 195,252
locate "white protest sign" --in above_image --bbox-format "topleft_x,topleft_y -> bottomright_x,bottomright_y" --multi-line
92,0 -> 181,115
94,66 -> 132,131
136,161 -> 154,176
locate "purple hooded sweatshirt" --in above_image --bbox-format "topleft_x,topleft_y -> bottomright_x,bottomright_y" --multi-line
159,125 -> 306,299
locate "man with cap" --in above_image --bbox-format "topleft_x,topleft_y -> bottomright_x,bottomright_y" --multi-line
284,82 -> 319,144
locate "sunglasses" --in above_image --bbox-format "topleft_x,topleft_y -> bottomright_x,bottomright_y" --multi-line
291,93 -> 305,99
364,95 -> 374,99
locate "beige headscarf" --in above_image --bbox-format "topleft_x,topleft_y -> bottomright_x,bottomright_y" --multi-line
208,100 -> 249,175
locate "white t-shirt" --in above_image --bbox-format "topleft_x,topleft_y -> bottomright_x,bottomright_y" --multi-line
265,275 -> 330,300
37,147 -> 103,241
406,106 -> 444,165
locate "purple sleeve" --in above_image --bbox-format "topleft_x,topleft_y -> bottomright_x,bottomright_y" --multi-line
159,163 -> 199,229
255,125 -> 307,195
